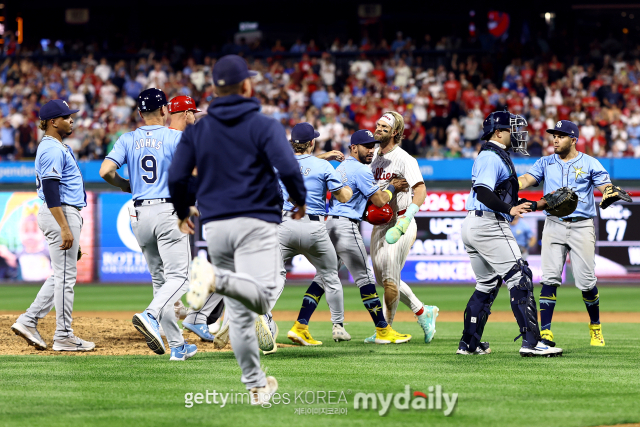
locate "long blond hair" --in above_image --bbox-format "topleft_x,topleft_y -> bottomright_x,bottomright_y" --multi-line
383,111 -> 405,145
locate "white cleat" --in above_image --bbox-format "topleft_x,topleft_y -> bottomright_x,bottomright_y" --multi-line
11,322 -> 47,350
187,257 -> 216,310
250,376 -> 278,406
262,313 -> 279,355
52,336 -> 95,352
256,314 -> 276,353
208,318 -> 222,335
519,341 -> 563,357
213,318 -> 230,349
332,324 -> 351,342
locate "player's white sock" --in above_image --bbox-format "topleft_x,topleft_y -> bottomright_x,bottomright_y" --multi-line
398,280 -> 424,313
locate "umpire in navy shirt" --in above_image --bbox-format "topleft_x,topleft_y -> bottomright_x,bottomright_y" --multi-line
168,55 -> 306,403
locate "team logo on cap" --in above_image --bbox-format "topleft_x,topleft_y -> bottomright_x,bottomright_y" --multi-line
556,121 -> 562,128
217,79 -> 225,85
63,101 -> 70,108
367,130 -> 373,137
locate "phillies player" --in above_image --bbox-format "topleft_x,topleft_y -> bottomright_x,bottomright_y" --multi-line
168,95 -> 201,131
365,111 -> 439,344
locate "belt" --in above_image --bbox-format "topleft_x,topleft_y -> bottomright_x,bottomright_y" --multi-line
561,216 -> 590,223
133,198 -> 173,207
331,215 -> 360,224
61,203 -> 82,211
282,211 -> 326,221
471,210 -> 506,222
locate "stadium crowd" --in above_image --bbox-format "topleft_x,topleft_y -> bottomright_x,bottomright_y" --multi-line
2,32 -> 640,160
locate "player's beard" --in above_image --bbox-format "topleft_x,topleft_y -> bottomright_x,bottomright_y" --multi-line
375,132 -> 391,145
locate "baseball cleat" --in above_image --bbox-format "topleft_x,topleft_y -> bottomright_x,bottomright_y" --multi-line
255,314 -> 276,353
208,318 -> 222,335
541,329 -> 556,347
589,323 -> 605,346
183,322 -> 215,342
519,341 -> 563,357
287,321 -> 322,346
374,326 -> 411,344
170,341 -> 198,361
332,324 -> 351,342
213,319 -> 230,349
456,341 -> 491,355
364,332 -> 377,344
263,313 -> 279,355
250,376 -> 278,406
187,257 -> 216,310
174,300 -> 188,320
52,336 -> 95,352
11,322 -> 47,350
132,311 -> 166,355
416,306 -> 439,343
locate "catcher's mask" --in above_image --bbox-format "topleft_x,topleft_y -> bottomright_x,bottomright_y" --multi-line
481,109 -> 529,156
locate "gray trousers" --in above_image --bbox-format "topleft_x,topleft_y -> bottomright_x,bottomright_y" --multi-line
312,216 -> 374,288
205,217 -> 283,390
183,291 -> 224,325
131,202 -> 190,348
279,215 -> 344,324
18,204 -> 82,341
462,211 -> 523,293
541,216 -> 596,292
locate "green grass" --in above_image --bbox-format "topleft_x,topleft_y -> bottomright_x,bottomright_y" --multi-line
2,284 -> 640,313
0,321 -> 639,427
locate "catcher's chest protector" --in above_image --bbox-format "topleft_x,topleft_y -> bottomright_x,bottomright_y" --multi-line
479,143 -> 520,207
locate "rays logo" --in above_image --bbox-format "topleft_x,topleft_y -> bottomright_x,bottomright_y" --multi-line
367,130 -> 373,137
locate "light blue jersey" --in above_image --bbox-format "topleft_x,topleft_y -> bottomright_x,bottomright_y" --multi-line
511,219 -> 533,247
329,157 -> 379,220
465,150 -> 514,222
281,155 -> 344,215
35,136 -> 86,207
526,153 -> 611,219
106,126 -> 182,200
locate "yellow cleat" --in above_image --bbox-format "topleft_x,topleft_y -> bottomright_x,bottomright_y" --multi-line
375,326 -> 412,344
589,323 -> 605,346
287,321 -> 322,346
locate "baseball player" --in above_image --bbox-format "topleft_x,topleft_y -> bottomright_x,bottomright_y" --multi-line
295,129 -> 412,344
281,122 -> 353,346
518,120 -> 626,347
457,109 -> 562,357
11,99 -> 95,351
168,95 -> 201,131
168,55 -> 307,405
364,111 -> 439,344
99,88 -> 197,361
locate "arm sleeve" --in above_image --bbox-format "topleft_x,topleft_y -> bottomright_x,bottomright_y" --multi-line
39,149 -> 64,180
168,128 -> 197,220
105,135 -> 127,168
474,186 -> 512,214
526,158 -> 545,184
358,167 -> 380,199
258,121 -> 307,206
590,159 -> 612,187
325,163 -> 345,192
42,179 -> 61,208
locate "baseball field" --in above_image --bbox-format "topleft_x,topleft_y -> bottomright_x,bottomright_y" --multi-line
1,284 -> 639,427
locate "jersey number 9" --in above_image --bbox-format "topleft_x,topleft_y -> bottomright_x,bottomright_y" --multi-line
141,155 -> 158,184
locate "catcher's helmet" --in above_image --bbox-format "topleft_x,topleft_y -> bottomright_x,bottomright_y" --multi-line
168,95 -> 202,114
364,203 -> 393,225
481,109 -> 529,155
138,88 -> 168,112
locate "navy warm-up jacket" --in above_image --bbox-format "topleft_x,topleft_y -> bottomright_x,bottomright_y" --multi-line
168,94 -> 306,224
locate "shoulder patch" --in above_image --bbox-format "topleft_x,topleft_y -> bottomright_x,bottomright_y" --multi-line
52,167 -> 60,175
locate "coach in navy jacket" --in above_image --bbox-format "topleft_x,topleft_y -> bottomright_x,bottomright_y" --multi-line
168,68 -> 305,225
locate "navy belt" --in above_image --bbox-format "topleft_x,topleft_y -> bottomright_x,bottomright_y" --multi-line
474,210 -> 506,222
331,215 -> 360,224
61,203 -> 82,211
134,198 -> 173,207
282,211 -> 326,221
561,216 -> 589,223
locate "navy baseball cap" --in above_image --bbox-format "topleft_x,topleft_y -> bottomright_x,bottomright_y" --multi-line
547,120 -> 579,138
138,88 -> 168,112
291,122 -> 320,143
212,55 -> 258,87
39,100 -> 79,120
350,129 -> 377,145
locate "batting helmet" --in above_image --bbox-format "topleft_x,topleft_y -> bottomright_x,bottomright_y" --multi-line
168,95 -> 202,114
138,88 -> 168,112
364,203 -> 393,225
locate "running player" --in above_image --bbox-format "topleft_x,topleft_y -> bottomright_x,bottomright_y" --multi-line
100,88 -> 197,361
365,112 -> 439,344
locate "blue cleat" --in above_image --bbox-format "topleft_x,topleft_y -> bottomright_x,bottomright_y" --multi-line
170,341 -> 198,361
132,310 -> 166,355
416,306 -> 439,343
364,332 -> 377,344
182,322 -> 215,342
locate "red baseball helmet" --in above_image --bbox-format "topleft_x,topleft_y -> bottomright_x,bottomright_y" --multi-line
364,203 -> 393,225
168,95 -> 202,113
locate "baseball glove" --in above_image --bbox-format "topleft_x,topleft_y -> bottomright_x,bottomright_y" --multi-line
600,185 -> 632,209
543,187 -> 579,217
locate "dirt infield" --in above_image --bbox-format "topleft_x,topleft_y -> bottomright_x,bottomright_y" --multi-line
1,310 -> 638,356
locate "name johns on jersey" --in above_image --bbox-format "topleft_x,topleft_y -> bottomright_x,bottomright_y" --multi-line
135,138 -> 163,150
373,167 -> 397,181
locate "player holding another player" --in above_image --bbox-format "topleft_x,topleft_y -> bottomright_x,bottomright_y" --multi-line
168,95 -> 201,131
458,109 -> 562,357
11,100 -> 94,352
294,129 -> 412,344
100,88 -> 197,361
518,120 -> 631,347
365,112 -> 439,344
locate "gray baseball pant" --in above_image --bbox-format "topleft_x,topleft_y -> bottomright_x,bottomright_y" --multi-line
541,216 -> 596,292
17,204 -> 82,341
184,292 -> 224,325
131,202 -> 190,349
204,217 -> 283,390
278,215 -> 344,324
